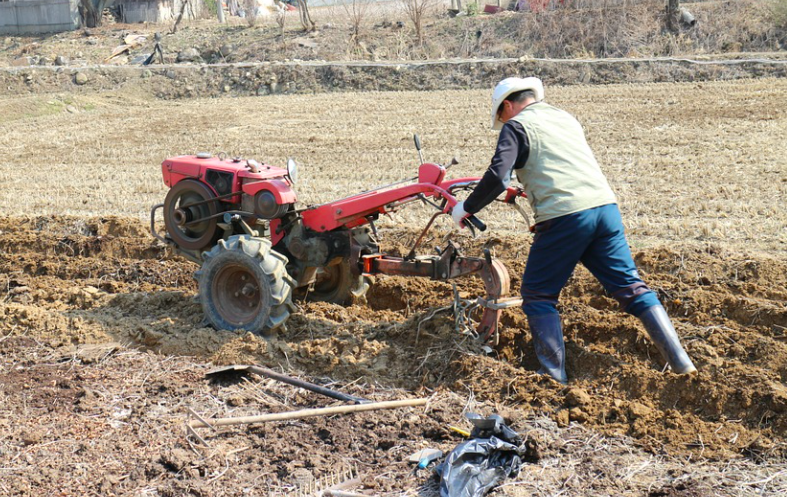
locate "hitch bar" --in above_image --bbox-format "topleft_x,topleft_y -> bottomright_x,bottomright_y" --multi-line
476,296 -> 523,311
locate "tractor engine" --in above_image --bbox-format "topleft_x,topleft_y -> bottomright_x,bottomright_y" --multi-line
159,153 -> 297,257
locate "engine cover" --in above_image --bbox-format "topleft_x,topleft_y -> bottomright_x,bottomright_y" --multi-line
161,155 -> 294,201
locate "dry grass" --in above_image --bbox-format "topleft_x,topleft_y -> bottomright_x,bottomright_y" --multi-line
769,0 -> 787,28
0,78 -> 785,254
280,0 -> 783,59
504,418 -> 787,497
3,0 -> 783,67
284,0 -> 782,59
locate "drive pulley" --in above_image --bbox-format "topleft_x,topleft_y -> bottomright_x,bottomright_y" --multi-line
163,179 -> 223,252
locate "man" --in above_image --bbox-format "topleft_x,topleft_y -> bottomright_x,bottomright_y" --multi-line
452,77 -> 696,384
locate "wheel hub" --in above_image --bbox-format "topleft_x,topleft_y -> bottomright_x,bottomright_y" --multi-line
212,264 -> 261,326
172,208 -> 192,226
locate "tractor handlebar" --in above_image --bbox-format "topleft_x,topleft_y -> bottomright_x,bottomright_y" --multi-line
465,214 -> 487,232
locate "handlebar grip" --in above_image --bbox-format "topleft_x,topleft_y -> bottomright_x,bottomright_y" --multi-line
465,215 -> 487,232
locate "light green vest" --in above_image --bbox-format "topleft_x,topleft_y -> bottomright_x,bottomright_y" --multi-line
510,102 -> 617,224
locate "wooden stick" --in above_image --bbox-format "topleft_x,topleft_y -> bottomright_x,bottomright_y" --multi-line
324,491 -> 369,497
189,398 -> 428,428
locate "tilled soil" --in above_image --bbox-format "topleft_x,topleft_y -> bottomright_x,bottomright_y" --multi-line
0,216 -> 785,495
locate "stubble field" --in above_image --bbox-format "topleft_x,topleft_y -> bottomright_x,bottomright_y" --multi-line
0,78 -> 785,251
0,78 -> 786,496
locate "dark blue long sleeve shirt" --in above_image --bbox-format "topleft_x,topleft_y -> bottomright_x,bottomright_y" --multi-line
463,121 -> 530,214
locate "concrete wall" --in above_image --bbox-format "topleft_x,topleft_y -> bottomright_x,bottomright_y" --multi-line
120,0 -> 201,23
0,0 -> 80,34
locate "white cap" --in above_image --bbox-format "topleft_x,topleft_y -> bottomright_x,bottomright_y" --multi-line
490,77 -> 545,130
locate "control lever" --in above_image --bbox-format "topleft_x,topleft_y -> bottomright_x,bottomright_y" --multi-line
414,134 -> 424,165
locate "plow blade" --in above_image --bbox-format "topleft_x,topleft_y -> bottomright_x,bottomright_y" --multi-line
475,259 -> 518,344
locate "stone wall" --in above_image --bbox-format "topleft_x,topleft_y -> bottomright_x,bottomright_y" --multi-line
0,0 -> 80,34
119,0 -> 201,23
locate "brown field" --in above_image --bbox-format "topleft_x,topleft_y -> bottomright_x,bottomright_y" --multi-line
1,78 -> 785,250
0,77 -> 786,496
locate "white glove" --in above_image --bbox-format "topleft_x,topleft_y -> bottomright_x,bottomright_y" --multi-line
451,201 -> 469,229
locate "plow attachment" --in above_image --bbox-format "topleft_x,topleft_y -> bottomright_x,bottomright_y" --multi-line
362,242 -> 521,344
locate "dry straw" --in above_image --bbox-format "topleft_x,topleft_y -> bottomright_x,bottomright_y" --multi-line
1,78 -> 784,253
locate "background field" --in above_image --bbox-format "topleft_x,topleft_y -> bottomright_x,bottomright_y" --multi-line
0,77 -> 785,253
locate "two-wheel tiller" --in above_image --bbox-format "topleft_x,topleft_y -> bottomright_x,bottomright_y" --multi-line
151,137 -> 526,343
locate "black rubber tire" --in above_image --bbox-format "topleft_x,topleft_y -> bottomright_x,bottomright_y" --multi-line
196,236 -> 295,335
164,179 -> 222,251
304,259 -> 369,305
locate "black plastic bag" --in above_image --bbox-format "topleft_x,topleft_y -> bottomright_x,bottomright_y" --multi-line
435,414 -> 524,497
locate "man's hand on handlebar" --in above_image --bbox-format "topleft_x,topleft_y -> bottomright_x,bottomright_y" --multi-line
451,201 -> 469,229
451,201 -> 487,232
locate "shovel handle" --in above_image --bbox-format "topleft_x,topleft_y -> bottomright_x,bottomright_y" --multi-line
247,366 -> 370,404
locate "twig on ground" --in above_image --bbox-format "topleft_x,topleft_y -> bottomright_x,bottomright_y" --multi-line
189,398 -> 429,429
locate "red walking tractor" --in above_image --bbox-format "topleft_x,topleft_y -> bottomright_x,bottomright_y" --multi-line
151,136 -> 526,343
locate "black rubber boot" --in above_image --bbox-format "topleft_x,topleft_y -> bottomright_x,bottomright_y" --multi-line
639,305 -> 697,374
527,313 -> 568,384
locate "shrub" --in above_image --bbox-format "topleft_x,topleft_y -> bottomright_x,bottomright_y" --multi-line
343,0 -> 372,43
399,0 -> 439,45
768,0 -> 787,28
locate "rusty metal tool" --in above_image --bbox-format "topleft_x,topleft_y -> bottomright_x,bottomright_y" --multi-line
205,364 -> 370,404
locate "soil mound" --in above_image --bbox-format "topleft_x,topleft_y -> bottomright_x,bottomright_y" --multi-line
1,215 -> 785,465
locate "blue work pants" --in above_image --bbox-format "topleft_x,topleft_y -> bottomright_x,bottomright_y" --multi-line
521,204 -> 660,317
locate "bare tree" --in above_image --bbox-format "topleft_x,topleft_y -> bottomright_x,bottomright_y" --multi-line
343,0 -> 372,44
297,0 -> 317,32
400,0 -> 436,45
274,0 -> 287,37
217,0 -> 226,22
171,0 -> 190,34
244,0 -> 259,27
666,0 -> 680,33
79,0 -> 109,28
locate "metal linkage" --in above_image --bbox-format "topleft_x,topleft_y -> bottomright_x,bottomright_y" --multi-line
451,282 -> 480,336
